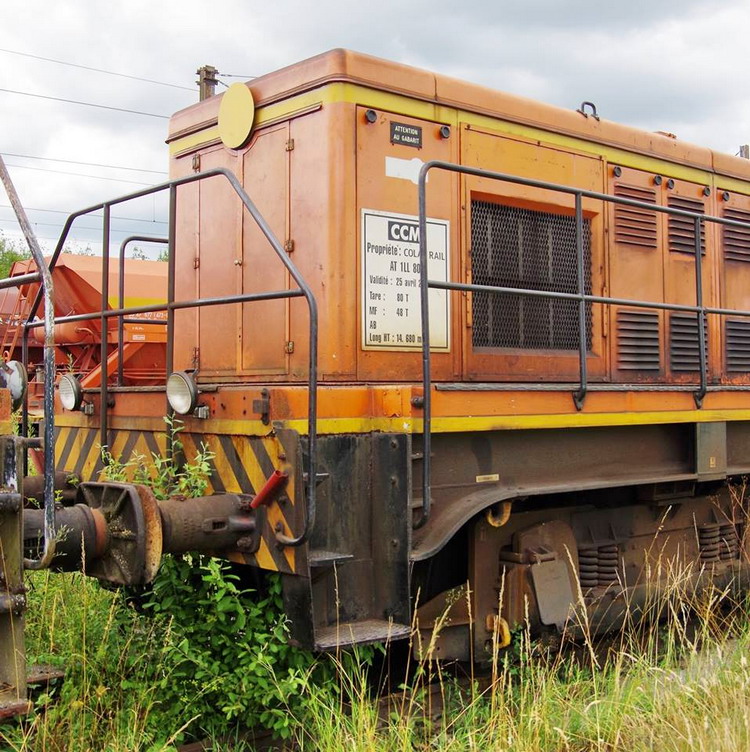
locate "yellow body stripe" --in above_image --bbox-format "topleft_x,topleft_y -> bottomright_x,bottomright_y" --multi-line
168,82 -> 748,193
54,408 -> 750,439
278,408 -> 750,435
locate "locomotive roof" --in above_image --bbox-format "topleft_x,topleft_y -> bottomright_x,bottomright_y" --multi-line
168,48 -> 750,183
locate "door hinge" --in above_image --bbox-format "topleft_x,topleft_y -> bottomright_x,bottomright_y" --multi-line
285,341 -> 295,354
192,347 -> 200,368
285,139 -> 295,152
192,154 -> 201,172
284,239 -> 294,253
193,257 -> 200,269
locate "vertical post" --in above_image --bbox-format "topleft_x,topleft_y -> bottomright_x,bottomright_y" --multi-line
20,332 -> 28,478
573,193 -> 588,410
117,240 -> 126,387
0,155 -> 55,570
196,65 -> 219,101
415,163 -> 432,529
100,205 -> 111,455
166,186 -> 177,459
0,435 -> 30,718
694,215 -> 707,407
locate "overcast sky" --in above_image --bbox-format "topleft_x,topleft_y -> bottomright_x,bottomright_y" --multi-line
2,0 -> 749,256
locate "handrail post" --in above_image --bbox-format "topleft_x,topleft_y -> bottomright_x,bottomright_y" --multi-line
414,161 -> 434,529
117,236 -> 170,386
694,215 -> 707,407
100,205 -> 111,457
166,185 -> 177,460
573,192 -> 588,410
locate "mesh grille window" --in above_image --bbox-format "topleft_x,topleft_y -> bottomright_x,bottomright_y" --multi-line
723,208 -> 750,262
668,196 -> 705,255
613,183 -> 658,249
471,200 -> 592,351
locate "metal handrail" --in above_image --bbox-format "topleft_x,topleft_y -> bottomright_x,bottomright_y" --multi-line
415,159 -> 750,528
0,153 -> 57,570
21,168 -> 319,548
116,236 -> 169,387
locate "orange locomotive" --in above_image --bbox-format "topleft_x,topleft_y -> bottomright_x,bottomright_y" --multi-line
8,49 -> 750,677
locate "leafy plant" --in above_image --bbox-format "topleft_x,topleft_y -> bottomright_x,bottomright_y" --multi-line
100,415 -> 213,500
139,557 -> 325,741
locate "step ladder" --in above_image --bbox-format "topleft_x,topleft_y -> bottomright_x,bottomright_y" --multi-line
0,283 -> 30,362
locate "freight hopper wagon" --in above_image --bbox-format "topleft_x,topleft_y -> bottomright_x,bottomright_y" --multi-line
12,50 -> 750,672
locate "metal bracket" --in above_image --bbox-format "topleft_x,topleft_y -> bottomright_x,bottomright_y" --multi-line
252,388 -> 270,425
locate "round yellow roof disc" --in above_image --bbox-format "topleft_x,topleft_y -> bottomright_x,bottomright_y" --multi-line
218,83 -> 255,149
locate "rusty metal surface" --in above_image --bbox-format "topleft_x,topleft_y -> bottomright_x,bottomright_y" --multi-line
315,619 -> 411,650
75,482 -> 150,585
304,434 -> 410,650
462,485 -> 750,662
0,435 -> 27,712
159,493 -> 254,555
138,484 -> 163,584
0,698 -> 31,720
412,423 -> 696,561
26,664 -> 65,685
23,504 -> 105,571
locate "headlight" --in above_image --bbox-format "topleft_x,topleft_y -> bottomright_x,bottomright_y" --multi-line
166,371 -> 198,415
2,360 -> 27,411
58,373 -> 84,411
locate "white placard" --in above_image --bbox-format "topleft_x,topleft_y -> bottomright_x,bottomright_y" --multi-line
361,209 -> 450,351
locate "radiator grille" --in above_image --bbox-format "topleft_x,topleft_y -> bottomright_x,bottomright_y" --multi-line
726,319 -> 750,372
669,313 -> 708,372
613,183 -> 658,248
616,309 -> 660,371
723,207 -> 750,262
667,196 -> 705,255
471,201 -> 592,351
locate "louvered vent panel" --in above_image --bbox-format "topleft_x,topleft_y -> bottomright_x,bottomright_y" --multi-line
723,208 -> 750,262
669,313 -> 708,371
726,319 -> 750,372
613,183 -> 658,248
668,196 -> 705,254
471,201 -> 592,351
616,309 -> 660,371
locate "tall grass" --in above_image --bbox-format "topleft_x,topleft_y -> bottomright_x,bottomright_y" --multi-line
295,564 -> 750,752
3,546 -> 750,750
0,571 -> 183,752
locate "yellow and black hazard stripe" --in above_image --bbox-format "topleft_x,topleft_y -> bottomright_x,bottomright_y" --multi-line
54,425 -> 302,575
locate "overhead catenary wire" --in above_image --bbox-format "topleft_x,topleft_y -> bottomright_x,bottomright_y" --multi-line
0,205 -> 167,224
0,152 -> 167,175
218,73 -> 257,79
0,47 -> 194,91
0,88 -> 169,119
2,162 -> 155,186
0,217 -> 167,235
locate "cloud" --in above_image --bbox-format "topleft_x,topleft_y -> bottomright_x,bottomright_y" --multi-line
1,0 -> 749,251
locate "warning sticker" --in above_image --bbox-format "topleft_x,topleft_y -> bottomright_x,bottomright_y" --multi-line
361,209 -> 450,351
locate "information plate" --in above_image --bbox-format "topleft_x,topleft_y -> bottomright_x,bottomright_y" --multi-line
390,121 -> 422,148
361,209 -> 450,351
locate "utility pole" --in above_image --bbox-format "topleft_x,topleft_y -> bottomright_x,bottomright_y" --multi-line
196,65 -> 219,101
